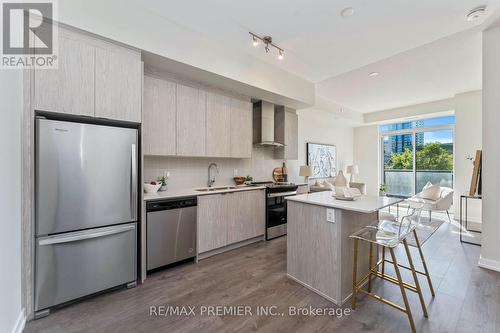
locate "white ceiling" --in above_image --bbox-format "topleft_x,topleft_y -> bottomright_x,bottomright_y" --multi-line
128,0 -> 499,112
317,29 -> 483,113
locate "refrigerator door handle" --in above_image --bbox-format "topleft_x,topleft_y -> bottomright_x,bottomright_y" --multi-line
131,143 -> 138,221
39,224 -> 136,246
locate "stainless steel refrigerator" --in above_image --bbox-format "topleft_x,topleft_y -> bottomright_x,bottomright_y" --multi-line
35,117 -> 138,315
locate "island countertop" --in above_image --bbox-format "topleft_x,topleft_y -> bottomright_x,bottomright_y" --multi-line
286,191 -> 404,213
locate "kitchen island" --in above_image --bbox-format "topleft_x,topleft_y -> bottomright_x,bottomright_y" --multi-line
286,191 -> 403,305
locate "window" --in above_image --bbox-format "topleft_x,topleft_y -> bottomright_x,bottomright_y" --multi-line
380,116 -> 454,197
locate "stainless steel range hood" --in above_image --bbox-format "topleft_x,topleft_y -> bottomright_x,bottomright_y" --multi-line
253,100 -> 285,147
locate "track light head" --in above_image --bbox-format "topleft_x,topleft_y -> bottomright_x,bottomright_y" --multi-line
252,35 -> 259,46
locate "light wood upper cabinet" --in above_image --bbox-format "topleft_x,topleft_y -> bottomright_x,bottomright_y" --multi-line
34,26 -> 143,123
197,194 -> 228,253
230,98 -> 253,158
143,76 -> 176,156
95,46 -> 142,122
227,190 -> 265,244
206,92 -> 231,157
176,84 -> 206,156
274,107 -> 298,160
34,31 -> 95,116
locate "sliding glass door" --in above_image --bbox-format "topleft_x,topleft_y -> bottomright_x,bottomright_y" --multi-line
415,129 -> 454,193
382,134 -> 414,197
380,116 -> 454,197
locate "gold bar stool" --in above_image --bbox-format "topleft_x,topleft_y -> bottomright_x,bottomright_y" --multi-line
349,206 -> 435,333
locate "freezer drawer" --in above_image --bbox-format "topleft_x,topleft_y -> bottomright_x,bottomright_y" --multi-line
147,204 -> 196,271
35,223 -> 137,311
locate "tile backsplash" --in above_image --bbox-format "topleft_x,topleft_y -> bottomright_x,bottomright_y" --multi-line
144,147 -> 300,190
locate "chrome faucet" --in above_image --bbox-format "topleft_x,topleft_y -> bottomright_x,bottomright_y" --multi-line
207,163 -> 219,187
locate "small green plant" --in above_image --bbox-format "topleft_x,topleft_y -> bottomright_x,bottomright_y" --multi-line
379,183 -> 387,192
245,175 -> 253,182
157,176 -> 168,186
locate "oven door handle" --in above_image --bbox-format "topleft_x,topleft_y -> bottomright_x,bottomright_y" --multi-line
267,191 -> 297,198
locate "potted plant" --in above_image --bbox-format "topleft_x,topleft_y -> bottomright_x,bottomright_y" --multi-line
245,175 -> 253,184
157,172 -> 169,192
379,183 -> 387,196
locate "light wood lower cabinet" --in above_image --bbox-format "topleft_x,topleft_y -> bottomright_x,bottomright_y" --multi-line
227,190 -> 265,243
197,189 -> 265,254
197,194 -> 228,253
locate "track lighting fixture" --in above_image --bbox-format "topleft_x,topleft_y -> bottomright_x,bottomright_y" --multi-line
249,32 -> 284,60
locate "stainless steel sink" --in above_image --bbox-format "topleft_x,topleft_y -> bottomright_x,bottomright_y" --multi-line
195,186 -> 238,192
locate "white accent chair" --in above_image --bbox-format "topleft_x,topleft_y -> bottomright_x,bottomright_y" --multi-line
406,186 -> 454,222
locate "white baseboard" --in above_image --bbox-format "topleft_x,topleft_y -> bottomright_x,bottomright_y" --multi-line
478,256 -> 500,273
12,308 -> 26,333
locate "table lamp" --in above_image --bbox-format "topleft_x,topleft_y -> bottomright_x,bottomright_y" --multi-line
346,165 -> 359,183
299,165 -> 313,192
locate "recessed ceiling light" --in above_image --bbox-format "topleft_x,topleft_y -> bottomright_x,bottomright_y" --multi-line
368,72 -> 379,77
467,6 -> 486,22
340,7 -> 355,18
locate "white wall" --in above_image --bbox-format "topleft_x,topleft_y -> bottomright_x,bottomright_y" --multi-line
145,108 -> 354,189
480,26 -> 500,271
454,91 -> 482,222
353,125 -> 379,195
0,71 -> 24,332
296,108 -> 354,180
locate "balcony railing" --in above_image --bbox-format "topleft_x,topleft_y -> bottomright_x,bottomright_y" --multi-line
384,169 -> 453,197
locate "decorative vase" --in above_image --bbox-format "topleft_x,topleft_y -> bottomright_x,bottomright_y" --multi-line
159,184 -> 168,192
333,170 -> 347,187
379,191 -> 386,196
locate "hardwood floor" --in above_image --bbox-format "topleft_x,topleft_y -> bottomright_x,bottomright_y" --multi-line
25,218 -> 500,333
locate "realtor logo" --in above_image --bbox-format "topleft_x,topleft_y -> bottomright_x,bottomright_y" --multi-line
1,0 -> 58,68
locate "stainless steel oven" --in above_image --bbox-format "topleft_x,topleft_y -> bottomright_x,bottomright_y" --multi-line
266,187 -> 297,240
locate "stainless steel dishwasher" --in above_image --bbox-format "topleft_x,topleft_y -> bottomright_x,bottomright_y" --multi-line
146,197 -> 197,271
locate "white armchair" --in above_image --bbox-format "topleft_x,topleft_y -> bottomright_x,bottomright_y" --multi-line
406,186 -> 454,222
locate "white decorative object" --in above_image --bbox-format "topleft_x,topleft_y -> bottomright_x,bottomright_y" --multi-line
307,143 -> 336,178
346,165 -> 359,183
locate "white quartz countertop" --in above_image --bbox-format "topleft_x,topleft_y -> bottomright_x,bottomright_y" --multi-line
143,185 -> 266,201
286,191 -> 404,213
